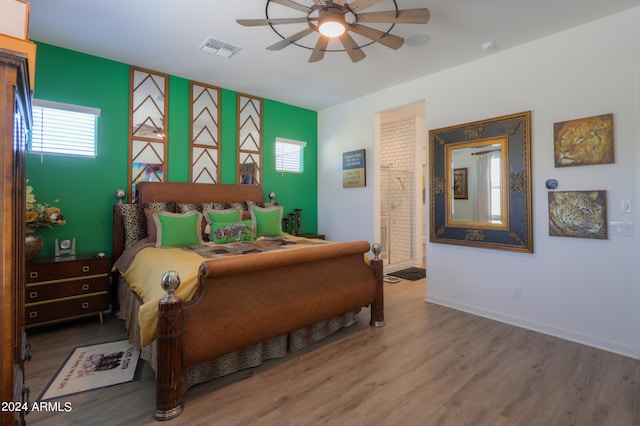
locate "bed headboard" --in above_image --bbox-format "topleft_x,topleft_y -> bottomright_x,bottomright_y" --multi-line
137,182 -> 263,204
112,182 -> 264,262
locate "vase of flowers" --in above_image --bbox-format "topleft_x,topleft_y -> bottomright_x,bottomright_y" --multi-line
25,227 -> 44,259
25,181 -> 66,259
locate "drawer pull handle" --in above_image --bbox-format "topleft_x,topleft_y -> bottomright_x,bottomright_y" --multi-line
30,271 -> 38,279
29,311 -> 37,318
29,291 -> 38,299
82,302 -> 89,309
82,284 -> 90,291
82,266 -> 90,273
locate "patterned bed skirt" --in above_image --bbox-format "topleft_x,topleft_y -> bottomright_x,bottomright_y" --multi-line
117,277 -> 359,392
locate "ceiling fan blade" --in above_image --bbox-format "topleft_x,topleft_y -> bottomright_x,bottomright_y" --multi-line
271,0 -> 313,14
349,0 -> 386,13
237,17 -> 310,27
309,36 -> 329,62
339,32 -> 366,62
332,0 -> 347,5
267,27 -> 315,50
349,23 -> 404,50
312,0 -> 327,5
356,8 -> 430,24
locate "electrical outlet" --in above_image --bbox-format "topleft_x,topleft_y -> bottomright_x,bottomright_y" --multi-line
609,221 -> 633,236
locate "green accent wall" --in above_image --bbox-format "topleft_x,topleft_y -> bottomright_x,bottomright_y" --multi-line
28,42 -> 318,258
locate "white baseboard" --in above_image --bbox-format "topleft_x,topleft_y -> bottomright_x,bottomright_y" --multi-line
425,294 -> 639,360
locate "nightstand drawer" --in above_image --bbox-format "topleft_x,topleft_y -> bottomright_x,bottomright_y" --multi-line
26,255 -> 110,283
25,293 -> 109,326
26,276 -> 109,303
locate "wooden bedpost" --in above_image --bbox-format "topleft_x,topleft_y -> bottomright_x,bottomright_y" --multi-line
154,271 -> 184,421
370,243 -> 385,327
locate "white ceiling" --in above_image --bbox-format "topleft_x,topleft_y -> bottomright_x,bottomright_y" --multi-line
27,0 -> 640,111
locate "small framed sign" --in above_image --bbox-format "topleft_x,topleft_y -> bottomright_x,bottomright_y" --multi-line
342,149 -> 366,188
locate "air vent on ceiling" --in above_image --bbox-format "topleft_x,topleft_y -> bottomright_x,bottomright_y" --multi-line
199,37 -> 242,59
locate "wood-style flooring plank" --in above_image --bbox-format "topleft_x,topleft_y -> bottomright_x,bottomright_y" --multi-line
24,279 -> 640,425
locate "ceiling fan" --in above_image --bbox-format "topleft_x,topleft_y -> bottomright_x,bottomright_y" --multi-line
237,0 -> 430,63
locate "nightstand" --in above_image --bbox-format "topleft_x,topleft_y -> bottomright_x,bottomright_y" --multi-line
25,253 -> 110,327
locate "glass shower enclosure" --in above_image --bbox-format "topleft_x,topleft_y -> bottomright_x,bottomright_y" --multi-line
380,168 -> 414,270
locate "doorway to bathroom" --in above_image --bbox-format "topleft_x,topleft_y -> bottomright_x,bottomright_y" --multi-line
378,101 -> 426,273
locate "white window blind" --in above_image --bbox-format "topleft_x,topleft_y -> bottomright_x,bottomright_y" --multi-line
30,99 -> 100,157
275,138 -> 306,173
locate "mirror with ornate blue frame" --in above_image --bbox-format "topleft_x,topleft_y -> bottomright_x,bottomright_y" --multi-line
429,111 -> 533,253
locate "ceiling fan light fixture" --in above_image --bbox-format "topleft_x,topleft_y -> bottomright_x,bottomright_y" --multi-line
238,2 -> 430,62
319,13 -> 346,37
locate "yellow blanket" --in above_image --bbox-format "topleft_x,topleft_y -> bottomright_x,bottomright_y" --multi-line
122,247 -> 203,346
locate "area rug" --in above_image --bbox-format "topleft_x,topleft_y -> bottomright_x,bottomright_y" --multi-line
38,340 -> 142,401
387,267 -> 426,281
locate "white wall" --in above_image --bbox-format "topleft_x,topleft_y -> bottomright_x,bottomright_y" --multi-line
318,7 -> 640,358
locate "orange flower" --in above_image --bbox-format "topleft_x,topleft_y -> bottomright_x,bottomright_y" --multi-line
45,207 -> 61,220
25,182 -> 66,228
26,211 -> 38,223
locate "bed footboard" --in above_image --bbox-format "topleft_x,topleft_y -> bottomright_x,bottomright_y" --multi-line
154,241 -> 384,420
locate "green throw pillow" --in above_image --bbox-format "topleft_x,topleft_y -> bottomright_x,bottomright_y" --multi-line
204,208 -> 241,225
153,211 -> 203,247
250,206 -> 283,237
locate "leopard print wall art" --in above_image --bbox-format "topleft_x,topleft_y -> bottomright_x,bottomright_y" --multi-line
548,191 -> 607,239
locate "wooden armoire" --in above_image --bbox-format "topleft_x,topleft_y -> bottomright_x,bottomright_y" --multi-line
0,41 -> 33,426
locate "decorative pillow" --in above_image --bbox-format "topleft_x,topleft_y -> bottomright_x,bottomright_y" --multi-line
144,208 -> 158,241
153,211 -> 204,247
116,201 -> 175,249
175,202 -> 202,214
250,206 -> 284,237
203,208 -> 242,225
208,220 -> 254,244
174,203 -> 209,238
203,208 -> 241,239
144,202 -> 176,242
213,202 -> 243,211
116,204 -> 145,249
145,201 -> 176,213
245,200 -> 277,210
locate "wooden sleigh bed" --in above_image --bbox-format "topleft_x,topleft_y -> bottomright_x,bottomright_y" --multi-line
111,182 -> 384,420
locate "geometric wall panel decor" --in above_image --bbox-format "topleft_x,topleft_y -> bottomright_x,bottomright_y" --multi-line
237,93 -> 262,185
190,82 -> 220,184
129,67 -> 168,200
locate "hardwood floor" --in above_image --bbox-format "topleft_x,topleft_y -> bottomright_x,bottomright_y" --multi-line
25,279 -> 639,425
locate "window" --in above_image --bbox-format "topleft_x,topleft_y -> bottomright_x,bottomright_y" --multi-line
30,99 -> 100,157
275,138 -> 306,173
490,152 -> 502,222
